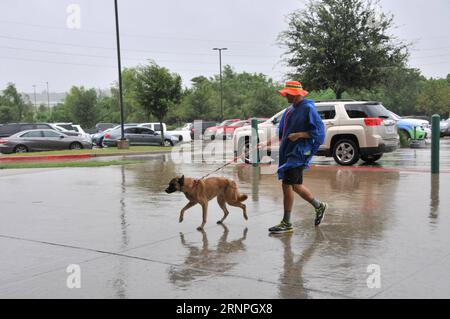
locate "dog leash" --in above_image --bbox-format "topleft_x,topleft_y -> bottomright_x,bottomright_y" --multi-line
198,135 -> 279,181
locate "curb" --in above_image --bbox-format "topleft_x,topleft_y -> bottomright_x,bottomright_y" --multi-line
0,151 -> 172,162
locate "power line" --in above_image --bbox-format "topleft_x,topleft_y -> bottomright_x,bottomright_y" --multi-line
0,45 -> 283,66
0,19 -> 270,46
0,34 -> 281,58
0,55 -> 284,73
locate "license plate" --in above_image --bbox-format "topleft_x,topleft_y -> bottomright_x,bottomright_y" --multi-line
385,126 -> 395,134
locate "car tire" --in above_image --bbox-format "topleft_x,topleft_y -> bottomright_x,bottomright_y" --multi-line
69,142 -> 83,150
361,154 -> 383,164
332,139 -> 360,166
164,139 -> 174,147
13,145 -> 28,153
210,135 -> 215,141
399,129 -> 411,147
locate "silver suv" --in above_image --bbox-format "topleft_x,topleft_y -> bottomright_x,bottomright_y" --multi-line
233,100 -> 399,166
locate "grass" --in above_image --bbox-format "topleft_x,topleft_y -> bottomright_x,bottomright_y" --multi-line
0,159 -> 142,170
1,146 -> 172,157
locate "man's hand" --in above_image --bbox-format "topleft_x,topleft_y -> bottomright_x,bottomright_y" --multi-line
288,132 -> 310,142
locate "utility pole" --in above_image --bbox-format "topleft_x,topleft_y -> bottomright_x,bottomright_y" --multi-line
114,0 -> 128,148
213,48 -> 227,122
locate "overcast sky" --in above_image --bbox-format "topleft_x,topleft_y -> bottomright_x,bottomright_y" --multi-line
1,0 -> 450,94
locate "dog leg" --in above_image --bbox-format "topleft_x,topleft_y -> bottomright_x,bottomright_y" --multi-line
228,201 -> 248,221
179,201 -> 197,223
217,196 -> 230,224
197,202 -> 208,231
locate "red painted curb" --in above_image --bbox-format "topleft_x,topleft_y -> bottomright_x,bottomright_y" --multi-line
0,154 -> 93,162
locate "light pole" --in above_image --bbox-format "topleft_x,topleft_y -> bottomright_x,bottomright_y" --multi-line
32,84 -> 37,112
46,82 -> 50,109
213,47 -> 227,122
114,0 -> 128,148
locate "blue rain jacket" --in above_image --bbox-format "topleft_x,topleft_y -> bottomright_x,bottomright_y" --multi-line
277,99 -> 325,180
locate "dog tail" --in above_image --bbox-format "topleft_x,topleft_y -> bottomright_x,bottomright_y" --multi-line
228,180 -> 248,202
238,194 -> 248,202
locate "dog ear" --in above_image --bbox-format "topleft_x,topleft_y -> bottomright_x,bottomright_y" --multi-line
178,175 -> 185,186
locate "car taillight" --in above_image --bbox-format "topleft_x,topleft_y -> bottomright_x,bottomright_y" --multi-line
364,118 -> 382,126
104,133 -> 111,138
0,139 -> 7,144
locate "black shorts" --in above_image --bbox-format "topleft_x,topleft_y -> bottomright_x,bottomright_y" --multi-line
282,167 -> 304,185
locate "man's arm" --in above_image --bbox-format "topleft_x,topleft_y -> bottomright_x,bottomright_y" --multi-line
288,131 -> 310,142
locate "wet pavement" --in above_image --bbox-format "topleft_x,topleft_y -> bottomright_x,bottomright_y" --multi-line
0,139 -> 449,298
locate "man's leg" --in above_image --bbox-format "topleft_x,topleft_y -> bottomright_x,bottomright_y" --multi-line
282,183 -> 294,223
293,184 -> 328,226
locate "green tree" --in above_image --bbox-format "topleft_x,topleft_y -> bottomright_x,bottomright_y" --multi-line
417,79 -> 450,117
134,62 -> 182,144
1,83 -> 33,122
279,0 -> 409,98
64,86 -> 98,128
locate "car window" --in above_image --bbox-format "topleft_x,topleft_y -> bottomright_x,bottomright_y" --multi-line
43,130 -> 62,137
0,124 -> 20,135
345,104 -> 390,119
124,127 -> 138,134
316,105 -> 336,120
153,124 -> 162,132
20,124 -> 34,131
138,128 -> 154,135
21,131 -> 43,138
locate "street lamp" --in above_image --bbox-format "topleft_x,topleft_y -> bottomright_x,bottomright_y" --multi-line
213,47 -> 227,122
114,0 -> 128,148
32,84 -> 37,112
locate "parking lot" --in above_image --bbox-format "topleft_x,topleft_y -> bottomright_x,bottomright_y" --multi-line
0,139 -> 449,298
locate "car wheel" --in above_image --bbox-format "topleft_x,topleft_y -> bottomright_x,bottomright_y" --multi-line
399,129 -> 411,147
361,154 -> 383,164
13,145 -> 28,153
164,139 -> 174,147
210,135 -> 215,141
333,139 -> 360,166
69,142 -> 83,150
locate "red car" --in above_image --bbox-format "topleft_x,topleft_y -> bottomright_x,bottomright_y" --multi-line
217,118 -> 270,140
203,119 -> 241,140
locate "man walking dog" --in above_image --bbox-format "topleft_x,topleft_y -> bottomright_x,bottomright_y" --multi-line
269,81 -> 327,234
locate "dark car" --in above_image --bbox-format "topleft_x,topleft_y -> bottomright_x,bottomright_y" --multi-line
95,123 -> 118,132
190,121 -> 218,140
0,129 -> 93,154
0,123 -> 53,138
103,126 -> 180,147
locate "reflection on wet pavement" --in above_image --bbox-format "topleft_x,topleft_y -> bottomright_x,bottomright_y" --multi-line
0,141 -> 449,298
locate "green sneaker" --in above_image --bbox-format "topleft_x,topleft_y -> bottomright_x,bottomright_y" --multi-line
269,221 -> 293,234
314,202 -> 328,226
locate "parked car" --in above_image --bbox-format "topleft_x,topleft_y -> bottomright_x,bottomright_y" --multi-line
103,126 -> 180,147
139,122 -> 190,143
203,119 -> 241,141
440,119 -> 450,137
0,129 -> 93,154
95,123 -> 118,132
233,101 -> 399,166
190,121 -> 218,140
0,123 -> 54,138
388,112 -> 429,143
91,128 -> 113,147
216,118 -> 269,140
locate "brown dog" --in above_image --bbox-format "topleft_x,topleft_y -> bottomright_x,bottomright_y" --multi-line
165,175 -> 248,230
